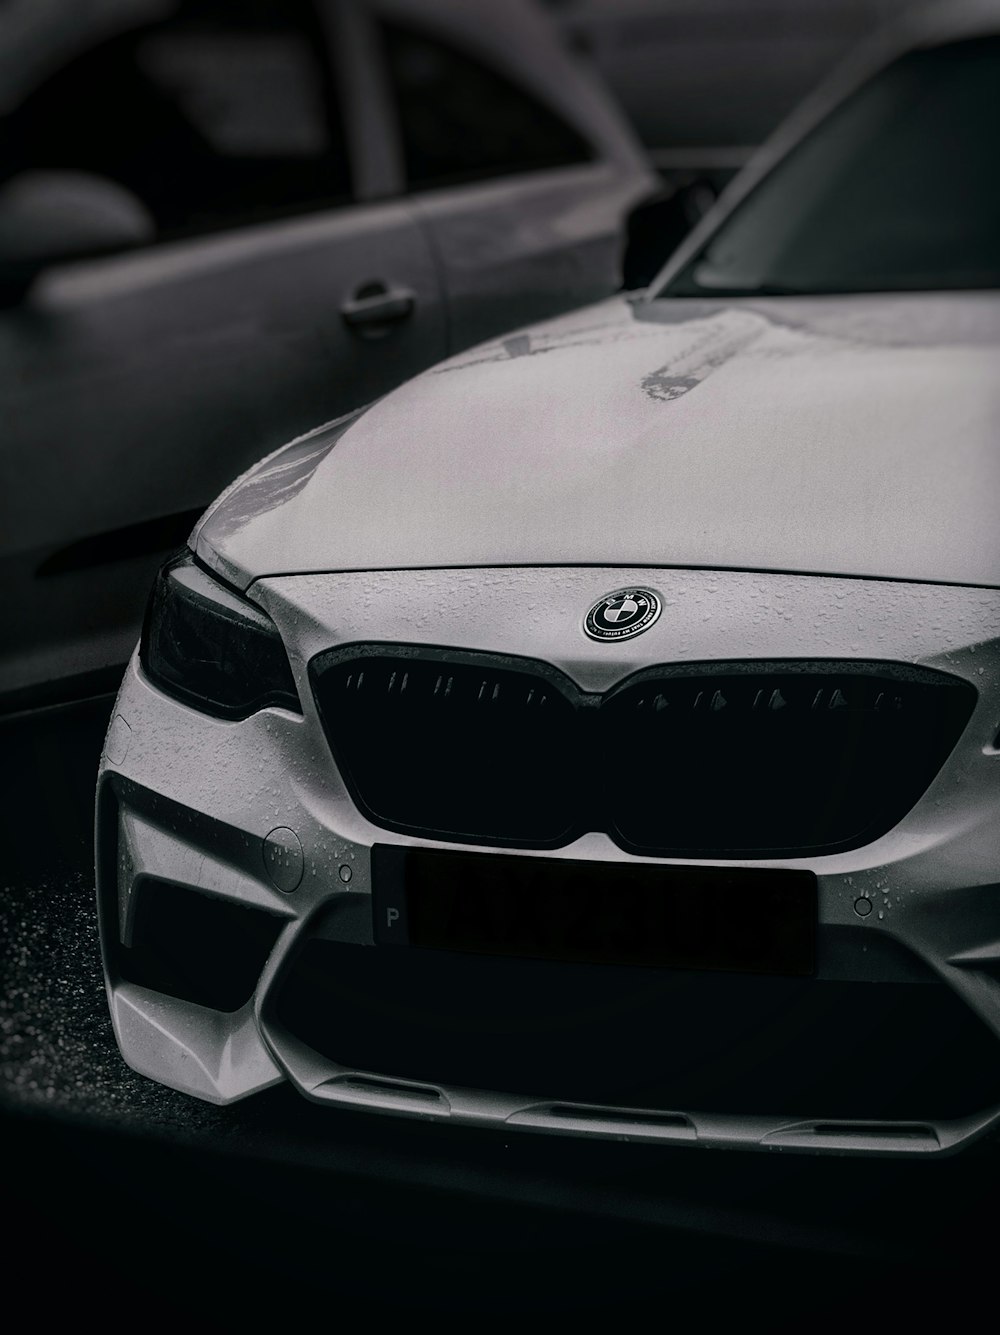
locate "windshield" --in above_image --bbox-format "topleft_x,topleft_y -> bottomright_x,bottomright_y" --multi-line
658,36 -> 1000,298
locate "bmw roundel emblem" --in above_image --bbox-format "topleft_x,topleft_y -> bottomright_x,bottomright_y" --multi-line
584,588 -> 661,642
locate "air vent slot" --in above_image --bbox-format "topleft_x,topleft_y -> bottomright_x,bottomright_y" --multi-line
327,1075 -> 445,1107
808,1121 -> 935,1141
765,1121 -> 941,1151
540,1105 -> 693,1132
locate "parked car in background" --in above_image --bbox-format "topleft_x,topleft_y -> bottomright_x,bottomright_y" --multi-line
96,3 -> 1000,1152
0,0 -> 653,706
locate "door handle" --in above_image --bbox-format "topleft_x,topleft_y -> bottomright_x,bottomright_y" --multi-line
340,282 -> 416,332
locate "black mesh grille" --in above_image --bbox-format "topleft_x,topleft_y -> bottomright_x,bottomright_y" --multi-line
311,647 -> 581,845
309,646 -> 975,858
602,666 -> 970,857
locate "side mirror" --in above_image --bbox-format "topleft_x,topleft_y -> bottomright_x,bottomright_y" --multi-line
622,181 -> 718,291
0,170 -> 155,304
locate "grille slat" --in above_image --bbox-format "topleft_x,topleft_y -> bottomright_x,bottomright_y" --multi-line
309,647 -> 975,858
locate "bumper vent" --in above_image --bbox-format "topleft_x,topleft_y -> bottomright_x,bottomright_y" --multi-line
309,646 -> 974,858
117,878 -> 283,1012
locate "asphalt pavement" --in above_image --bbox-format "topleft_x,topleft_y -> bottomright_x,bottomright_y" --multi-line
2,691 -> 999,1317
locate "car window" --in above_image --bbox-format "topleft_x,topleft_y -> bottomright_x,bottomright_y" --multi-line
4,0 -> 351,239
660,35 -> 1000,297
380,21 -> 593,190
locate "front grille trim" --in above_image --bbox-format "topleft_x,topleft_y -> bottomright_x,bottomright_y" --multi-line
309,643 -> 976,859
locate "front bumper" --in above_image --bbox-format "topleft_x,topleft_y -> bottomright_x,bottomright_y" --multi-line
96,565 -> 1000,1155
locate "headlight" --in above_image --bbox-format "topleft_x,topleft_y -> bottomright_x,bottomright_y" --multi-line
140,554 -> 300,719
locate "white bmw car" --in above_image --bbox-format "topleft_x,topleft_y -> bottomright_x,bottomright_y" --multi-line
97,4 -> 1000,1155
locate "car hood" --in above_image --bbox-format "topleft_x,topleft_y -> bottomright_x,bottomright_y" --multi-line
194,292 -> 1000,591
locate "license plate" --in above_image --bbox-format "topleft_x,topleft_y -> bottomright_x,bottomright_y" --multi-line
372,846 -> 816,977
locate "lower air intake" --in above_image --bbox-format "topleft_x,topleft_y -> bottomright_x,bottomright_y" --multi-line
117,878 -> 283,1012
274,939 -> 1000,1122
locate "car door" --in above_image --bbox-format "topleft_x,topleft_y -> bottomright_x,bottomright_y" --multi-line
364,0 -> 654,351
0,0 -> 446,702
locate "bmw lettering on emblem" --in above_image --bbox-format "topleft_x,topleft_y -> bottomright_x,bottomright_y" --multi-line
584,589 -> 661,642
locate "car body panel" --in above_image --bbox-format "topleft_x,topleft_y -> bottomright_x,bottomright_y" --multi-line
195,291 -> 1000,591
410,164 -> 648,352
96,564 -> 1000,1150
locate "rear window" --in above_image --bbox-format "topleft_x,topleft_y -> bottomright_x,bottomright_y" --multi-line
4,0 -> 351,239
382,22 -> 593,190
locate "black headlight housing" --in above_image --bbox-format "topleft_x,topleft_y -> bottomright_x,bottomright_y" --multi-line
140,553 -> 300,719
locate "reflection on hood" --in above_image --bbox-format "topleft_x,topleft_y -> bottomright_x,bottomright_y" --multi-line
196,293 -> 1000,592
